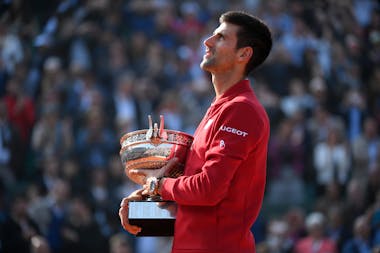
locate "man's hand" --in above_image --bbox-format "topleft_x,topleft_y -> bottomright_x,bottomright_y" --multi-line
119,188 -> 144,235
130,157 -> 179,183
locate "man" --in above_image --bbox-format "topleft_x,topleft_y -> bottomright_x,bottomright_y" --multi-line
294,212 -> 337,253
119,11 -> 272,253
342,215 -> 372,253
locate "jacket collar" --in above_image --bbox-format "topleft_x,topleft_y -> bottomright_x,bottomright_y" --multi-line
211,79 -> 252,107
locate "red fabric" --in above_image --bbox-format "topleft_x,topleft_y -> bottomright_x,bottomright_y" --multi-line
294,237 -> 337,253
4,95 -> 35,143
161,80 -> 270,253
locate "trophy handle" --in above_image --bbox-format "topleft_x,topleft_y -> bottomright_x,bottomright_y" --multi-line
159,115 -> 168,140
146,115 -> 168,140
146,115 -> 154,140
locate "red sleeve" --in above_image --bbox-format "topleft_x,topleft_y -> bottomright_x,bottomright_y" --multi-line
161,101 -> 268,206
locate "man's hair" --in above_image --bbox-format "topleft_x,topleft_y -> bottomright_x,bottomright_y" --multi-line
219,11 -> 272,76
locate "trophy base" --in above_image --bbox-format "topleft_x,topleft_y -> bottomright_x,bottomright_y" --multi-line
128,200 -> 176,236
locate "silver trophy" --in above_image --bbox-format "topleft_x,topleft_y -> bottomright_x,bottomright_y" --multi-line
119,115 -> 193,236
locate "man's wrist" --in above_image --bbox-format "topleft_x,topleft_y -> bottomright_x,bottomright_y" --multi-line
157,177 -> 165,193
148,176 -> 165,195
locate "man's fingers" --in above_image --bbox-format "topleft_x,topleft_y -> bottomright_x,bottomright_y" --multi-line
119,206 -> 141,235
163,157 -> 179,176
130,157 -> 180,178
166,157 -> 179,167
129,169 -> 148,177
118,189 -> 145,235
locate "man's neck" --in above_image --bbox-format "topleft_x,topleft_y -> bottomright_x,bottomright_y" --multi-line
212,71 -> 245,98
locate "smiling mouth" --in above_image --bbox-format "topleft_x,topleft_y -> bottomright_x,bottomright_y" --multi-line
204,49 -> 212,58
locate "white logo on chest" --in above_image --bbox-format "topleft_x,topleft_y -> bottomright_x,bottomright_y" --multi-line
220,140 -> 225,148
220,125 -> 248,137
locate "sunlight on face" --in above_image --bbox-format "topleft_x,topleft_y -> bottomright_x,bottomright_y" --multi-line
200,22 -> 239,73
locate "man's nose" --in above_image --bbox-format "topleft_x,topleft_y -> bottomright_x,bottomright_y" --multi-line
203,35 -> 215,47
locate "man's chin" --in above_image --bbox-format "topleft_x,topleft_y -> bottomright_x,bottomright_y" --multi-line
200,61 -> 212,72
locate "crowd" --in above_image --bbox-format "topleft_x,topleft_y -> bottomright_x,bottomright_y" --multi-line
0,0 -> 380,252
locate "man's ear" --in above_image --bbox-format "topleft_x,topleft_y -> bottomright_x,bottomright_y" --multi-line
237,47 -> 253,63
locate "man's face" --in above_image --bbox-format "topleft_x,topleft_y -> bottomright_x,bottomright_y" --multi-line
200,22 -> 240,73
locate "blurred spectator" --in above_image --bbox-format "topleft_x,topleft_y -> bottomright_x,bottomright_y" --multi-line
88,169 -> 110,210
326,204 -> 351,251
1,193 -> 41,253
36,154 -> 61,194
351,117 -> 380,178
280,78 -> 314,118
127,31 -> 149,75
365,164 -> 380,209
368,66 -> 380,122
75,107 -> 116,170
259,43 -> 293,96
176,1 -> 204,40
64,69 -> 108,124
313,125 -> 351,195
308,76 -> 330,110
370,190 -> 380,248
152,4 -> 177,50
265,219 -> 293,253
254,81 -> 284,129
340,88 -> 368,142
256,242 -> 270,253
88,168 -> 113,237
344,178 -> 369,232
60,195 -> 108,253
60,157 -> 84,194
0,23 -> 24,74
156,90 -> 183,130
113,71 -> 138,135
284,207 -> 306,245
294,212 -> 337,253
268,117 -> 306,179
307,104 -> 345,145
3,76 -> 35,179
31,104 -> 74,166
342,215 -> 372,253
101,37 -> 130,81
267,167 -> 305,208
0,98 -> 21,186
39,56 -> 67,103
4,76 -> 35,144
0,58 -> 8,97
26,183 -> 51,236
314,180 -> 344,214
45,179 -> 71,253
31,235 -> 51,253
262,1 -> 294,39
280,17 -> 313,70
132,76 -> 160,129
109,232 -> 133,253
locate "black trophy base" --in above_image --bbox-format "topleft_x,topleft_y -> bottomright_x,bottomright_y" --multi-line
128,200 -> 176,236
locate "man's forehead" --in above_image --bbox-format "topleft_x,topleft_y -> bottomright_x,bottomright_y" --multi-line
213,22 -> 239,35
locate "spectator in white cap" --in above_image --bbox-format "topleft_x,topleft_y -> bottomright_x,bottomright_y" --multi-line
294,212 -> 337,253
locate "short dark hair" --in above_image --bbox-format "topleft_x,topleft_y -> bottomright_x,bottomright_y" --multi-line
219,11 -> 272,76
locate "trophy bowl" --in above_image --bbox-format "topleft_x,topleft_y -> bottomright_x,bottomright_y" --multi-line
119,115 -> 193,236
119,115 -> 193,186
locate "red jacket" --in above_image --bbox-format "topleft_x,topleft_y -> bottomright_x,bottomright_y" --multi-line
294,237 -> 337,253
161,80 -> 270,253
4,95 -> 35,143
